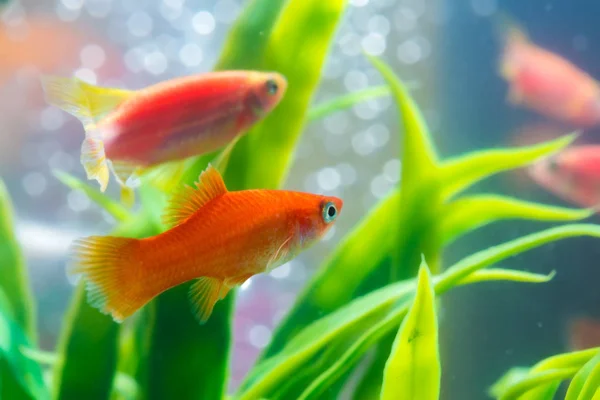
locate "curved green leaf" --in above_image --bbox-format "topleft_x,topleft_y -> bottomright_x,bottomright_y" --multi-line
52,170 -> 131,223
0,288 -> 47,400
381,264 -> 439,400
0,178 -> 35,340
307,85 -> 391,121
439,195 -> 591,245
565,349 -> 600,400
498,368 -> 579,400
439,133 -> 577,201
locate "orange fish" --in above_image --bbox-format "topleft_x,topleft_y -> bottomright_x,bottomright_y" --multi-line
528,144 -> 600,208
567,317 -> 600,351
41,70 -> 287,199
68,164 -> 343,323
498,19 -> 600,127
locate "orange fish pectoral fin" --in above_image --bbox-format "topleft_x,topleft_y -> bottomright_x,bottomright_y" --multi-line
68,236 -> 144,322
162,164 -> 228,228
188,277 -> 225,324
265,236 -> 293,272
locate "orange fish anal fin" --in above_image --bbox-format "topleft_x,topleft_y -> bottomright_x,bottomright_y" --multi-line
68,236 -> 143,322
188,277 -> 228,324
162,164 -> 228,228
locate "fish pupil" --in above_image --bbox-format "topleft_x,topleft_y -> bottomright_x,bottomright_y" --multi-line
327,205 -> 336,218
266,79 -> 278,95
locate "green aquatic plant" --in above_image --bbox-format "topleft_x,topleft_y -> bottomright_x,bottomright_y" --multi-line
1,0 -> 599,399
491,347 -> 600,399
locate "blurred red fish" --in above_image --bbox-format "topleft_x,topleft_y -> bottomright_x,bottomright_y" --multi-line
69,165 -> 343,323
41,71 -> 287,199
498,19 -> 600,127
567,317 -> 600,351
528,144 -> 600,208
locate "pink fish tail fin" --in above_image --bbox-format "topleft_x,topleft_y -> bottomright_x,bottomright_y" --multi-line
68,236 -> 146,322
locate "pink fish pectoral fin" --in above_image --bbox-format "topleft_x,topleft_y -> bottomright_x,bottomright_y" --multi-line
188,277 -> 225,324
109,161 -> 142,207
81,135 -> 110,192
162,164 -> 228,228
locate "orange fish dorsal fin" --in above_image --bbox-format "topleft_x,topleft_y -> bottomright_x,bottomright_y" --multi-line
162,164 -> 228,228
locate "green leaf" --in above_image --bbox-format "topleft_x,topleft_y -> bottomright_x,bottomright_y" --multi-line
0,288 -> 48,400
19,347 -> 140,400
381,263 -> 440,400
565,349 -> 600,400
457,269 -> 556,285
52,284 -> 119,400
224,0 -> 348,191
0,178 -> 36,341
439,133 -> 577,200
490,348 -> 600,399
52,170 -> 131,223
439,194 -> 591,245
366,55 -> 438,195
497,368 -> 579,400
307,85 -> 391,121
241,223 -> 582,399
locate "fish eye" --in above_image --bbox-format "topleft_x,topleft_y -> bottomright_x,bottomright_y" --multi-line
322,201 -> 337,223
547,158 -> 559,172
265,79 -> 278,95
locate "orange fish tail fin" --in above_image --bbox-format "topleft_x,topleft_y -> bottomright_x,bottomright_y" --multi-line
68,236 -> 145,322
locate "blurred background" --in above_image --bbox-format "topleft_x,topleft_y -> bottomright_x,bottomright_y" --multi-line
1,0 -> 599,398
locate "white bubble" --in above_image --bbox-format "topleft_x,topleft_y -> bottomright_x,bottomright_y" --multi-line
144,52 -> 168,75
339,32 -> 362,56
370,175 -> 393,199
56,3 -> 81,21
368,124 -> 389,147
383,159 -> 401,183
74,68 -> 97,84
214,0 -> 241,24
337,163 -> 357,186
323,112 -> 349,135
470,0 -> 497,16
352,130 -> 377,156
361,33 -> 386,56
368,15 -> 390,36
159,0 -> 182,21
22,172 -> 47,196
124,48 -> 144,73
394,7 -> 417,32
62,0 -> 83,10
128,12 -> 153,37
323,57 -> 344,79
85,0 -> 112,18
67,190 -> 91,212
48,151 -> 75,171
80,44 -> 106,69
344,70 -> 369,92
193,11 -> 216,35
270,262 -> 291,279
179,43 -> 203,67
317,167 -> 342,191
350,0 -> 369,7
248,325 -> 272,349
40,107 -> 65,131
397,39 -> 422,64
164,0 -> 185,7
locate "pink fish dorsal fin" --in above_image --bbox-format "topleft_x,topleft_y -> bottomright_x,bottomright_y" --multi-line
162,164 -> 228,228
